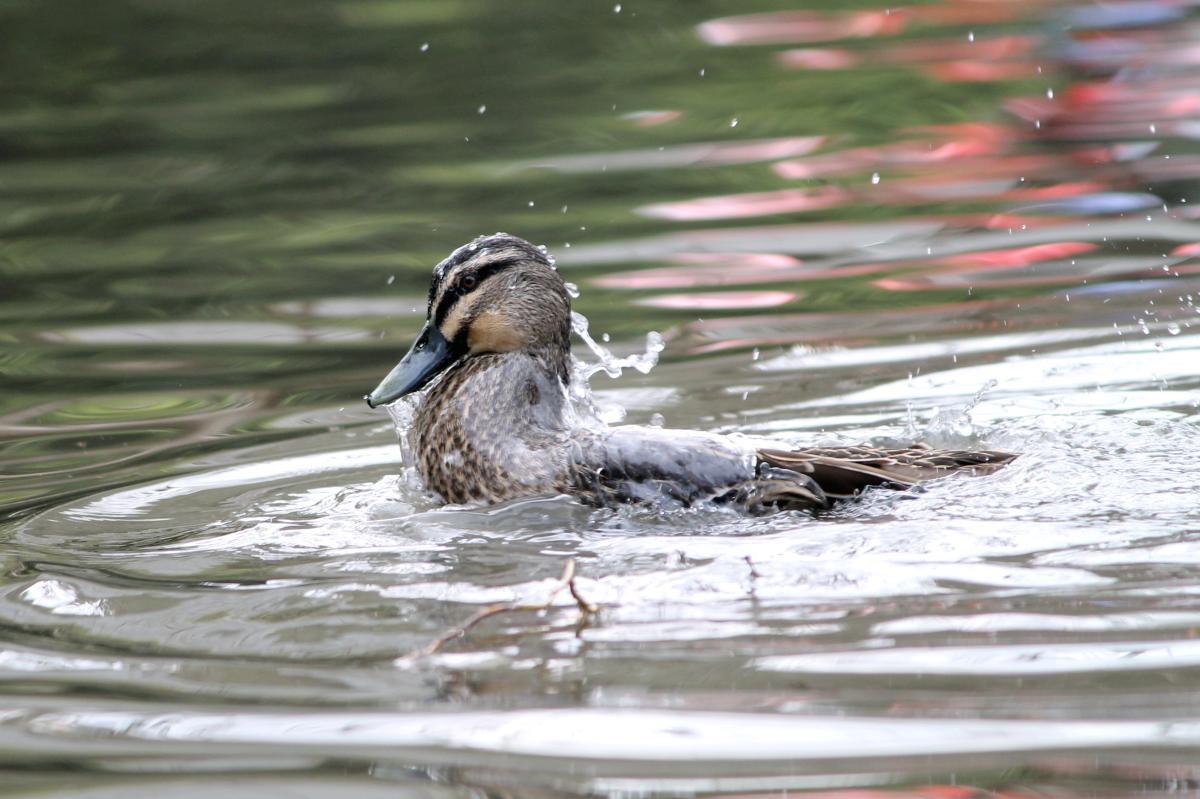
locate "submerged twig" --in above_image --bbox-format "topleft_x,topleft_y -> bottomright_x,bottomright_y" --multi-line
402,558 -> 596,661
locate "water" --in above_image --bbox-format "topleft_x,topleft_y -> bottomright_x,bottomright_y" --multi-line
3,0 -> 1200,795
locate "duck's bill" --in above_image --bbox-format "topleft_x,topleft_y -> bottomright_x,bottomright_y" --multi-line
365,323 -> 458,408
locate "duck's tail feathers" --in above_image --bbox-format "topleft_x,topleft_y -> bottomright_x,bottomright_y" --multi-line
756,444 -> 1016,504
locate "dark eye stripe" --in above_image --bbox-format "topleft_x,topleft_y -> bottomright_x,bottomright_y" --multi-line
432,258 -> 518,328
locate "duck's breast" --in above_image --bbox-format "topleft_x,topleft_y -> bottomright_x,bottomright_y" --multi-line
410,354 -> 571,504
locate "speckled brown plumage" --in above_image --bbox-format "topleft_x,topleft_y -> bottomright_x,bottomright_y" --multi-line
410,348 -> 574,505
369,233 -> 1017,513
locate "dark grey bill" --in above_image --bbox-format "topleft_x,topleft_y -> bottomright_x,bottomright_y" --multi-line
365,323 -> 458,408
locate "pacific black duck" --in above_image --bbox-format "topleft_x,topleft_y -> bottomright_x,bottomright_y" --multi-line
366,233 -> 1015,513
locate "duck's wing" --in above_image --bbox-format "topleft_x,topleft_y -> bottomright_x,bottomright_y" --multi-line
568,425 -> 828,511
757,444 -> 1016,502
568,425 -> 752,506
569,427 -> 1015,514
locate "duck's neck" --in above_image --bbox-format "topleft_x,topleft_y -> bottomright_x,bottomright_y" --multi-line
422,345 -> 571,436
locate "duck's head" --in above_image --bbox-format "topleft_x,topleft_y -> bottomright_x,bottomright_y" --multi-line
365,233 -> 570,408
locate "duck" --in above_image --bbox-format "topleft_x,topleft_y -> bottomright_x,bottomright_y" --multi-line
365,233 -> 1015,513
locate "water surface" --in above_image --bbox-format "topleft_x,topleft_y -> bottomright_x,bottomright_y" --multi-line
3,0 -> 1200,796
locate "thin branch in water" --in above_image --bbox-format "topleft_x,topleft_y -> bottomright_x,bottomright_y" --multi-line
401,558 -> 595,661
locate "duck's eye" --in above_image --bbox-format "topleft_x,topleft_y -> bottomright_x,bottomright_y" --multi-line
458,275 -> 477,294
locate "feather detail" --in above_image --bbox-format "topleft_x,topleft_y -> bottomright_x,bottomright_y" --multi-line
756,445 -> 1016,502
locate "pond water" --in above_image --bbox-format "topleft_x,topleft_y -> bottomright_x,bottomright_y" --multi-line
4,0 -> 1200,796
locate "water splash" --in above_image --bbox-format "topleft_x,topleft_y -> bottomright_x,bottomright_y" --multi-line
384,397 -> 427,493
566,310 -> 665,426
570,311 -> 664,380
921,378 -> 999,444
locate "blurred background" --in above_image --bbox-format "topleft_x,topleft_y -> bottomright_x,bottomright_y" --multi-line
3,0 -> 1200,796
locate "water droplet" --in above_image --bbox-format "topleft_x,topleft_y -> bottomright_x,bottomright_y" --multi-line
698,68 -> 706,77
564,282 -> 581,299
528,200 -> 535,207
648,413 -> 665,428
386,275 -> 395,285
561,205 -> 569,214
967,31 -> 975,42
477,104 -> 487,114
1168,322 -> 1181,335
419,42 -> 429,52
601,332 -> 610,342
729,117 -> 739,128
1046,88 -> 1054,99
751,347 -> 760,361
1150,123 -> 1157,134
613,3 -> 621,12
870,172 -> 880,185
1154,340 -> 1164,351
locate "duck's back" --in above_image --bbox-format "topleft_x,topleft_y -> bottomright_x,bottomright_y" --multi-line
568,425 -> 759,508
568,426 -> 1015,513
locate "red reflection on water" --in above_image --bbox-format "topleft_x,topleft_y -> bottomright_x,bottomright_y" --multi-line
940,242 -> 1098,269
639,186 -> 849,221
698,9 -> 907,47
629,0 -> 1200,312
873,242 -> 1104,291
921,59 -> 1038,82
636,175 -> 1101,223
776,48 -> 860,70
700,3 -> 1029,47
779,35 -> 1039,82
637,290 -> 797,310
593,253 -> 803,290
887,34 -> 1034,63
773,125 -> 1006,181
